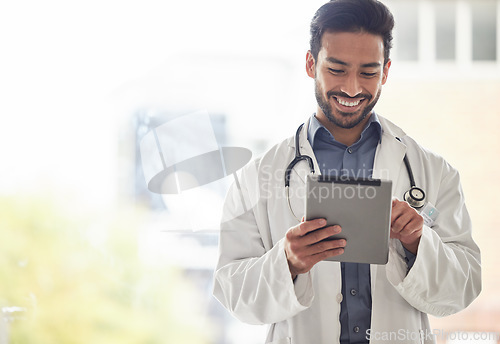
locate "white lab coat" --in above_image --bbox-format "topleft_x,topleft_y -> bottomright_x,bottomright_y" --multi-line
213,116 -> 481,344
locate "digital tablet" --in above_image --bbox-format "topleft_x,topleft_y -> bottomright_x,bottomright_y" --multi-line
305,174 -> 392,264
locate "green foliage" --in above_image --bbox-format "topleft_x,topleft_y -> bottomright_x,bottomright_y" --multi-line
0,195 -> 212,344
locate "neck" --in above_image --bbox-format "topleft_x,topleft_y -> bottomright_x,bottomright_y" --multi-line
316,111 -> 372,147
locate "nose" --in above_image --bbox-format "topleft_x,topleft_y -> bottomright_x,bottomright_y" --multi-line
340,74 -> 362,98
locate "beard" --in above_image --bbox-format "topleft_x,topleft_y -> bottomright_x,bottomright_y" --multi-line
315,80 -> 381,129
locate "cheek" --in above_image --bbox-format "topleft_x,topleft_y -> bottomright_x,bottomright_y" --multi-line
318,75 -> 337,92
315,77 -> 327,94
366,80 -> 383,95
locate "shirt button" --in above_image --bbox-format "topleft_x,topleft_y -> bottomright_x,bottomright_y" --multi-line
350,288 -> 357,296
347,148 -> 353,154
336,293 -> 343,303
353,326 -> 360,333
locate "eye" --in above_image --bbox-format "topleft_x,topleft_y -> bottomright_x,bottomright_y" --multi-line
361,72 -> 377,78
328,68 -> 344,75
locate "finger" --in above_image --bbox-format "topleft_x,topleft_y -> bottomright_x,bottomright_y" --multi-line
302,225 -> 341,246
299,247 -> 345,271
398,216 -> 424,238
286,219 -> 323,242
310,246 -> 345,265
306,237 -> 347,256
391,199 -> 408,223
391,200 -> 419,232
391,210 -> 414,234
296,218 -> 327,236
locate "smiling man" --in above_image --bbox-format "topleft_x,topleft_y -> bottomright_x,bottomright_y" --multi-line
213,1 -> 481,343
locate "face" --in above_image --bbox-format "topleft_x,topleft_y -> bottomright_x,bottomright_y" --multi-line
306,31 -> 391,129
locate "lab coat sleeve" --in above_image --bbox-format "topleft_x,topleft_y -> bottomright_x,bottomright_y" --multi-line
385,163 -> 481,317
213,161 -> 314,325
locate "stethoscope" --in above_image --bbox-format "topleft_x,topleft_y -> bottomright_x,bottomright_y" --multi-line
284,123 -> 426,221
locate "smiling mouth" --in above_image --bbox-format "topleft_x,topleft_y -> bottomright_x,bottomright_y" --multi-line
333,96 -> 365,109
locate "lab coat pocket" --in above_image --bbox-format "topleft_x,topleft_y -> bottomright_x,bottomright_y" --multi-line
266,337 -> 291,344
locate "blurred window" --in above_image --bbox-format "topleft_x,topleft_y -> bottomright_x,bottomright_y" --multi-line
471,0 -> 497,61
436,1 -> 457,61
393,2 -> 420,61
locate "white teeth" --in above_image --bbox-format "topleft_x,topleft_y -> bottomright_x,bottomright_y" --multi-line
337,98 -> 361,107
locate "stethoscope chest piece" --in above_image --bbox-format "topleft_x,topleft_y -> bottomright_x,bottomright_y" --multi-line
404,186 -> 426,209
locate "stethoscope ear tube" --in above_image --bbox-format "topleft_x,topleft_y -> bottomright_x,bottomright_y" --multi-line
284,123 -> 315,221
285,123 -> 315,188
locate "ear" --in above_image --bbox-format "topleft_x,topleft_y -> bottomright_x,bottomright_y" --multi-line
306,51 -> 316,79
382,59 -> 391,85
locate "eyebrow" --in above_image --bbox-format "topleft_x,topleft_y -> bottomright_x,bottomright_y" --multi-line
325,57 -> 381,68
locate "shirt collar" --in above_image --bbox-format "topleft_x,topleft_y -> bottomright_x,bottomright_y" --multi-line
307,112 -> 382,148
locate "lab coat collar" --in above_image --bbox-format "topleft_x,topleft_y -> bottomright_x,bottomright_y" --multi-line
288,114 -> 406,149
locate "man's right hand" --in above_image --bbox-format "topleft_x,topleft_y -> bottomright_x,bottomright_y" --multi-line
284,218 -> 346,280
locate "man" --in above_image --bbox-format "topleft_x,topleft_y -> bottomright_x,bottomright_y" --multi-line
213,1 -> 481,343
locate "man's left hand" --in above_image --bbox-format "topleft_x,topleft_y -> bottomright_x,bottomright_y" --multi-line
390,199 -> 424,255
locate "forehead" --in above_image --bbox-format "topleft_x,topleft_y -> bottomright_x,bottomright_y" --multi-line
319,31 -> 385,65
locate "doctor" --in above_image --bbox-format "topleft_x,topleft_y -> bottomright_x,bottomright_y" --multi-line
213,1 -> 481,343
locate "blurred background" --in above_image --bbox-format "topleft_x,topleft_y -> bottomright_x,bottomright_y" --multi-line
0,0 -> 499,343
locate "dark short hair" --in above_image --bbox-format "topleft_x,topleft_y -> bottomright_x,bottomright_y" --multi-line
310,0 -> 394,65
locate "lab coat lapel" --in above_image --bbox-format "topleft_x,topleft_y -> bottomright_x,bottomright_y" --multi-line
372,121 -> 407,193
